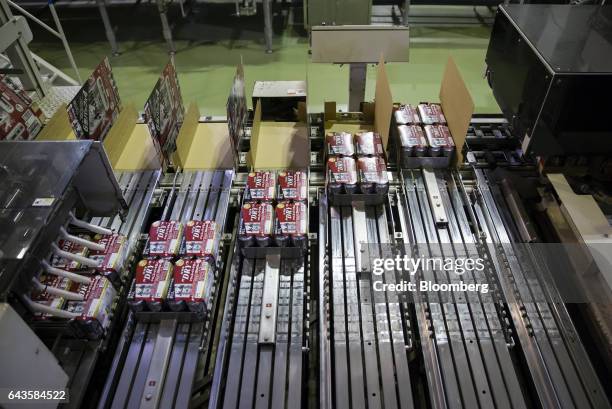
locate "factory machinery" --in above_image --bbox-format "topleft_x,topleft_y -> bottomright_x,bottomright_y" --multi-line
1,4 -> 612,409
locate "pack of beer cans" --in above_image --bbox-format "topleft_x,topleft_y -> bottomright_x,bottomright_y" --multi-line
131,212 -> 223,312
30,267 -> 117,338
239,169 -> 308,249
29,230 -> 127,333
31,274 -> 73,320
326,131 -> 389,195
394,103 -> 455,160
65,275 -> 117,339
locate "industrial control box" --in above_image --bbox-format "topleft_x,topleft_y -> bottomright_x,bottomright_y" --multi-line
486,4 -> 612,157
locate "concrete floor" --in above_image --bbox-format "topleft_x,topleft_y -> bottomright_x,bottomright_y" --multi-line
28,3 -> 499,116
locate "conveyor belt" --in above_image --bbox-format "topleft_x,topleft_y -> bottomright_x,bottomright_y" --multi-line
470,167 -> 609,409
209,252 -> 308,409
315,160 -> 612,409
323,198 -> 415,409
97,170 -> 233,409
396,168 -> 609,409
400,169 -> 527,409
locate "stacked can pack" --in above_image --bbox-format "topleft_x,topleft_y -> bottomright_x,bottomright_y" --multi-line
355,132 -> 384,156
357,157 -> 389,194
51,237 -> 90,270
394,104 -> 421,125
148,220 -> 184,257
245,171 -> 276,201
90,233 -> 128,280
277,170 -> 308,201
327,156 -> 358,194
418,103 -> 446,125
65,275 -> 116,333
182,220 -> 219,259
131,259 -> 173,311
326,132 -> 354,156
398,125 -> 428,158
274,201 -> 308,248
169,258 -> 213,312
239,201 -> 275,247
424,124 -> 455,157
31,274 -> 72,320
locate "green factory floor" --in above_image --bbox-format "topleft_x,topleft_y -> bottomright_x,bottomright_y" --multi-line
28,3 -> 500,116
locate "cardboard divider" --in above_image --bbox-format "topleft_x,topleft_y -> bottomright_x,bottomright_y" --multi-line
172,102 -> 234,170
36,104 -> 76,141
111,123 -> 160,171
102,103 -> 138,167
439,57 -> 475,166
174,102 -> 200,168
374,55 -> 393,149
248,100 -> 263,168
97,103 -> 160,171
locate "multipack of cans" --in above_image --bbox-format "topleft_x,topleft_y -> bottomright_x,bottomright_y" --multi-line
65,275 -> 116,338
239,169 -> 308,249
51,237 -> 90,270
130,259 -> 173,312
90,233 -> 129,281
137,212 -> 224,312
24,221 -> 127,338
31,274 -> 72,320
149,220 -> 184,257
45,231 -> 126,291
183,220 -> 220,259
326,131 -> 389,195
168,258 -> 214,312
245,170 -> 277,201
394,102 -> 455,159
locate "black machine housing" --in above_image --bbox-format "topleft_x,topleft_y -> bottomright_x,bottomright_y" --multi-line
486,4 -> 612,158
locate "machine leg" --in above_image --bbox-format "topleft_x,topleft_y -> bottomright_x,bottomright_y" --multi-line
96,0 -> 119,56
157,0 -> 175,54
263,0 -> 273,53
348,63 -> 366,112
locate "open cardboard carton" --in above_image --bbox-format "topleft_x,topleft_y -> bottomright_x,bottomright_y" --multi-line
324,56 -> 474,167
248,98 -> 309,170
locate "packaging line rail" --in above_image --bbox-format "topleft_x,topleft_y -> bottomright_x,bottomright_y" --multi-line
208,235 -> 309,407
399,169 -> 526,409
468,167 -> 609,409
395,168 -> 608,409
321,198 -> 415,409
97,170 -> 233,409
318,164 -> 610,409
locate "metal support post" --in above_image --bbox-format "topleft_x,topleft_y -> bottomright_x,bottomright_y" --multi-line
263,0 -> 273,53
95,0 -> 119,56
48,2 -> 81,83
157,0 -> 175,54
403,0 -> 410,26
348,63 -> 366,112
